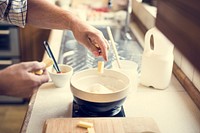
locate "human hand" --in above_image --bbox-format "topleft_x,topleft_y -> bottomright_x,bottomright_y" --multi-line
70,18 -> 109,61
25,2 -> 109,60
0,61 -> 49,98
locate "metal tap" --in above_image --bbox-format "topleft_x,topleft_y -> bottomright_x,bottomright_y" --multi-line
108,0 -> 133,40
124,0 -> 132,40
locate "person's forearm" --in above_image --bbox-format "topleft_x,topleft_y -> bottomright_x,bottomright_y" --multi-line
26,0 -> 109,61
27,0 -> 76,30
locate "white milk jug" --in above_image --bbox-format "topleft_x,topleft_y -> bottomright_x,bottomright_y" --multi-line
140,27 -> 174,89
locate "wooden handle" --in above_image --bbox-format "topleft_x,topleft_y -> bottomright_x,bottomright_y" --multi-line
106,26 -> 121,68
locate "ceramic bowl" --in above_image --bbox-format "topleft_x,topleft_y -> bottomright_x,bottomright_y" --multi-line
48,64 -> 73,88
70,68 -> 130,116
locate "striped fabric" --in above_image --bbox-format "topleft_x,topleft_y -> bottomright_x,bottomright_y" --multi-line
0,0 -> 27,27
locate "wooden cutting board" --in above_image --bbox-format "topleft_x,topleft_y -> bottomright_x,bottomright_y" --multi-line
43,117 -> 160,133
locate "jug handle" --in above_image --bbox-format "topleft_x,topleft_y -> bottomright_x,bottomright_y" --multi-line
144,27 -> 157,53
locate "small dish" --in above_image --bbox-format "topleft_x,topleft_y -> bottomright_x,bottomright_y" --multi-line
48,64 -> 73,88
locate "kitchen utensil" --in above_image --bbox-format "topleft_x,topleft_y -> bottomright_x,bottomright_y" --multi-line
140,27 -> 174,89
43,41 -> 61,73
70,68 -> 130,116
106,26 -> 121,68
43,117 -> 160,133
